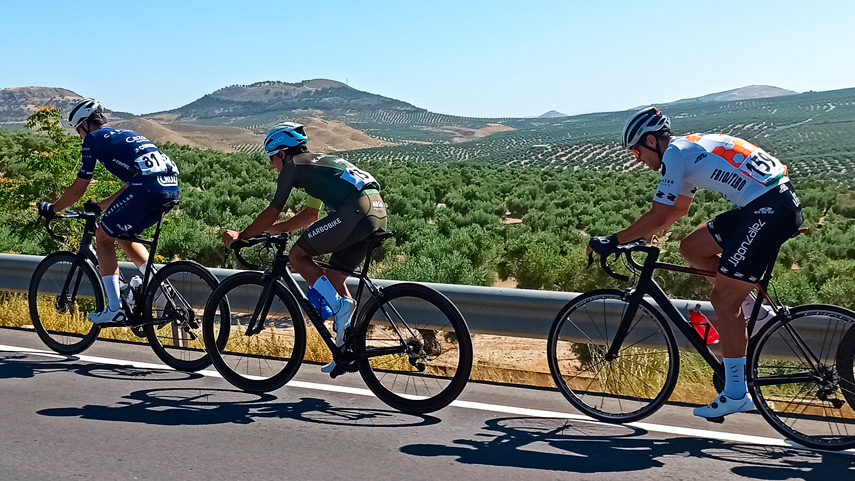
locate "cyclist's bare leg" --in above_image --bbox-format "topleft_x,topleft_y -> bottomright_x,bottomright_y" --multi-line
709,274 -> 754,358
324,270 -> 352,298
680,224 -> 722,275
95,226 -> 120,276
290,243 -> 351,297
117,240 -> 149,270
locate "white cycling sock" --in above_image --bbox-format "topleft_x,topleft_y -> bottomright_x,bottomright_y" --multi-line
722,357 -> 748,399
313,276 -> 343,313
103,274 -> 121,311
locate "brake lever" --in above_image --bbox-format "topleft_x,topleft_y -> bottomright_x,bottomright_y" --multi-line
222,248 -> 231,268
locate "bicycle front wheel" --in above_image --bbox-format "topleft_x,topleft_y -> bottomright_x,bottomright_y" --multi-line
750,304 -> 855,451
355,283 -> 473,414
143,261 -> 221,372
547,289 -> 679,423
29,252 -> 103,354
202,272 -> 307,393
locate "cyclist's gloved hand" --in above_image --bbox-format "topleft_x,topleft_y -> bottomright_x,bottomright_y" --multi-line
83,200 -> 102,214
38,201 -> 56,219
589,234 -> 620,256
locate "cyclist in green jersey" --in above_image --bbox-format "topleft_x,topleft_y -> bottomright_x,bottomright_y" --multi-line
222,123 -> 387,372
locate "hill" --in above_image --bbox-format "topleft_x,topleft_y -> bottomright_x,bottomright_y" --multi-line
0,85 -> 390,153
0,87 -> 80,125
344,87 -> 855,184
2,81 -> 852,170
144,79 -> 519,144
539,110 -> 568,118
670,85 -> 797,104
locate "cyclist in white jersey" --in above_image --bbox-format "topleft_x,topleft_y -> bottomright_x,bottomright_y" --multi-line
588,107 -> 803,419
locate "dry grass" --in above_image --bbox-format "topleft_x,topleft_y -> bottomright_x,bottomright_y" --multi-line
0,290 -> 733,401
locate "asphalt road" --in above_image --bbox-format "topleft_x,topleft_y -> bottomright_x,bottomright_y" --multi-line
1,327 -> 853,481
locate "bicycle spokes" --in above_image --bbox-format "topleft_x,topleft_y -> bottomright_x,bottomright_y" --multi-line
751,307 -> 855,450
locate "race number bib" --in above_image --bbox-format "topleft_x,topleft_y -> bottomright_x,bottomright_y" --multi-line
713,139 -> 787,186
340,165 -> 378,190
133,151 -> 179,176
741,149 -> 788,185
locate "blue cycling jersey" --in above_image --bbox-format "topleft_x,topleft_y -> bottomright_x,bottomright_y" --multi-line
78,128 -> 178,186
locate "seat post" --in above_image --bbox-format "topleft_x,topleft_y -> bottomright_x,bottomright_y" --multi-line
141,211 -> 168,287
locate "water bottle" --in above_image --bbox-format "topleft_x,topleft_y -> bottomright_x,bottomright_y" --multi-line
307,288 -> 334,320
689,305 -> 719,346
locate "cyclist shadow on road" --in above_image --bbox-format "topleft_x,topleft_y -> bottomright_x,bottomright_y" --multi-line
36,387 -> 441,428
400,416 -> 854,477
0,351 -> 203,382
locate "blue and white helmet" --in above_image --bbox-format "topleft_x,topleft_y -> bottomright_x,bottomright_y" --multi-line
68,98 -> 103,129
264,122 -> 308,156
622,106 -> 670,149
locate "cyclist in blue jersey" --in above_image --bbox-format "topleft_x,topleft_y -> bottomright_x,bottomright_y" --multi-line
39,98 -> 180,324
222,122 -> 387,372
588,107 -> 803,419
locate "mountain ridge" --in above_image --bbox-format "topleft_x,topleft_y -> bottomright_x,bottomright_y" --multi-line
0,81 -> 833,153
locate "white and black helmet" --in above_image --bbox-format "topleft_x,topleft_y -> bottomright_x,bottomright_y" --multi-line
67,98 -> 103,129
264,122 -> 308,156
622,106 -> 670,149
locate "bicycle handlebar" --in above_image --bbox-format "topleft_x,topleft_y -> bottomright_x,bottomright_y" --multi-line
590,240 -> 656,282
37,201 -> 102,242
229,233 -> 289,270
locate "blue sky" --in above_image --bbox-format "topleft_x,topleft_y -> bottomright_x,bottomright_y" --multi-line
2,0 -> 854,117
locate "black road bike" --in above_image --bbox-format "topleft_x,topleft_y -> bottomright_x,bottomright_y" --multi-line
30,202 -> 227,371
547,241 -> 855,451
202,231 -> 473,414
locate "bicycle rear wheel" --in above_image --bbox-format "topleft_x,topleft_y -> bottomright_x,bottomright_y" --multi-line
143,261 -> 222,372
202,272 -> 307,393
547,289 -> 679,423
29,252 -> 103,354
355,283 -> 473,414
750,304 -> 855,451
838,325 -> 855,410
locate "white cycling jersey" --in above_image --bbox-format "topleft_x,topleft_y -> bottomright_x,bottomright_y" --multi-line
655,134 -> 789,208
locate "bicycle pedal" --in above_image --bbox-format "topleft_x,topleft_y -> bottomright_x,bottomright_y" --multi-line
329,362 -> 358,379
181,328 -> 199,341
705,416 -> 725,424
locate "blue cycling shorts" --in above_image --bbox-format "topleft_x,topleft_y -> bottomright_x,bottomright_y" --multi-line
101,180 -> 179,239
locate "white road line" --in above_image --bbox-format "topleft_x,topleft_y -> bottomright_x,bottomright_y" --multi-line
2,343 -> 853,454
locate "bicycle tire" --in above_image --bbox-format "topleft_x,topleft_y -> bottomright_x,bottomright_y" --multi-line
355,283 -> 473,414
202,271 -> 306,393
29,252 -> 103,354
547,289 -> 679,423
749,304 -> 855,450
838,325 -> 855,411
143,261 -> 222,372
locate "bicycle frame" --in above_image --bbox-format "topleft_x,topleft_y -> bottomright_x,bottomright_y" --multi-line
44,206 -> 188,328
237,233 -> 413,367
605,244 -> 780,385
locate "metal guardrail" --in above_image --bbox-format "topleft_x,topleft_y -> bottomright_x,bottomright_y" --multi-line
1,253 -> 719,348
4,253 -> 849,361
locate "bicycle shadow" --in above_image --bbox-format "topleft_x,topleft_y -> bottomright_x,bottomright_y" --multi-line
0,350 -> 203,382
400,416 -> 855,477
37,387 -> 441,428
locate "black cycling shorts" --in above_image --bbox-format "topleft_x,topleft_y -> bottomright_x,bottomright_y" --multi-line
708,182 -> 803,283
296,193 -> 387,271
